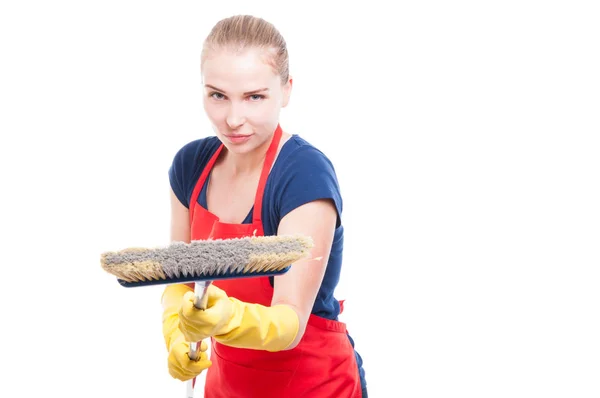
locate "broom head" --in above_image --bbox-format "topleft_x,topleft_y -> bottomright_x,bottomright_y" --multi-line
100,235 -> 314,287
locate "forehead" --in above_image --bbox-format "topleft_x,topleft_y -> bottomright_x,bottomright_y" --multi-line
202,48 -> 279,92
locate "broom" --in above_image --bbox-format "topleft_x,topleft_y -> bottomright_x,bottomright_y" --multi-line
100,234 -> 314,397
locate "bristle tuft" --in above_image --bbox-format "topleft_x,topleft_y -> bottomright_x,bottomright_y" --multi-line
101,259 -> 166,282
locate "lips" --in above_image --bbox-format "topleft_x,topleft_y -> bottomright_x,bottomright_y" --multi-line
224,134 -> 253,144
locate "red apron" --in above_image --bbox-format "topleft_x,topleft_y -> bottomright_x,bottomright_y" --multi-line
188,125 -> 362,398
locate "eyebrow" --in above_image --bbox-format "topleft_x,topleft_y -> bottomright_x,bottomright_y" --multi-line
204,84 -> 269,96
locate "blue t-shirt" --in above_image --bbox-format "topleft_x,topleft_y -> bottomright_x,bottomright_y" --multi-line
169,134 -> 366,390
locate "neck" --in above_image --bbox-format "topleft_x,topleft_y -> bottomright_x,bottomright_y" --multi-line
222,138 -> 272,177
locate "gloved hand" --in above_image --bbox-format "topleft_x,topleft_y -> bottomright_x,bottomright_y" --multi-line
178,284 -> 300,352
162,284 -> 212,381
167,333 -> 211,381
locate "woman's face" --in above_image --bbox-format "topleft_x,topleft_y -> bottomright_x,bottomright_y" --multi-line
202,47 -> 292,155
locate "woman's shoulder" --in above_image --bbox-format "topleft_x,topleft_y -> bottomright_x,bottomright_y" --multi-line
272,133 -> 342,199
278,134 -> 337,170
173,135 -> 221,163
267,133 -> 343,229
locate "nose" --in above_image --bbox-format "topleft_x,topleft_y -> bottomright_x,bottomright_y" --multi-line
226,102 -> 246,129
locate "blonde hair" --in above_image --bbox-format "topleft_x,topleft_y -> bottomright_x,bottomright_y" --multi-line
201,15 -> 289,84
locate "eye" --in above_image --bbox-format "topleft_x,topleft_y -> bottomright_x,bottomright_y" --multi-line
248,94 -> 265,101
210,92 -> 225,100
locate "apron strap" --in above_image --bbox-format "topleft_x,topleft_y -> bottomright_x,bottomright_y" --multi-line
188,144 -> 224,225
252,124 -> 283,227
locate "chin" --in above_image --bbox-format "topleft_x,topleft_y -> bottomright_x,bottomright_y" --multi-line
224,143 -> 251,154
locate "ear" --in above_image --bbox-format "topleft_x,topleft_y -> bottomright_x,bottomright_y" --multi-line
282,75 -> 293,108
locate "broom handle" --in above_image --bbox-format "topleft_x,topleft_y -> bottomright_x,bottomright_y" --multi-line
185,378 -> 195,398
185,280 -> 212,397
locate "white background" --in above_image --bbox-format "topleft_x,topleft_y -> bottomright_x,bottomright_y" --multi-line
1,1 -> 599,397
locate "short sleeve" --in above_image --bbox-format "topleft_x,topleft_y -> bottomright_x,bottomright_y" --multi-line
275,145 -> 343,227
168,137 -> 218,208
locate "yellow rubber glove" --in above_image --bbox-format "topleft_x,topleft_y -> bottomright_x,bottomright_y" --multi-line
167,333 -> 211,381
178,284 -> 299,352
162,284 -> 212,381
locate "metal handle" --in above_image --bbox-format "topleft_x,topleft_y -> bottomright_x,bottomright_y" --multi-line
186,379 -> 195,398
185,280 -> 212,397
188,280 -> 210,359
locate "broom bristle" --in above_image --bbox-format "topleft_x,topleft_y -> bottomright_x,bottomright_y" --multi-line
101,235 -> 313,283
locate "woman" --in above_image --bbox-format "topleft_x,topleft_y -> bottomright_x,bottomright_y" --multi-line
161,14 -> 367,397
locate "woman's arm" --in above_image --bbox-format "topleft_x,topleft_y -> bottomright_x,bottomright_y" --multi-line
272,198 -> 338,350
170,188 -> 191,243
